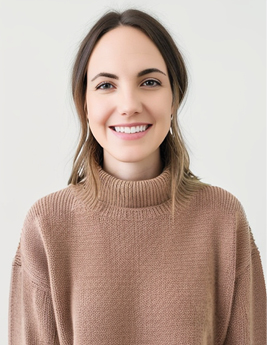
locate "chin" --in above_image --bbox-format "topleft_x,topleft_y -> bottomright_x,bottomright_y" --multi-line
116,151 -> 159,165
116,156 -> 148,164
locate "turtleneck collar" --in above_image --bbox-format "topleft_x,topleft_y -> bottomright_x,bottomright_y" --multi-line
75,166 -> 171,210
97,167 -> 171,208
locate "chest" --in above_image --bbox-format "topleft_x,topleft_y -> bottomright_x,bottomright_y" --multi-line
48,213 -> 233,344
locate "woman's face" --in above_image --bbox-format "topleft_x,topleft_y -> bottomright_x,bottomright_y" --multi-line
86,26 -> 173,173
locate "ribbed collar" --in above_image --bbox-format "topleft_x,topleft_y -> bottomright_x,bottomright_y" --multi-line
75,167 -> 171,210
97,167 -> 171,208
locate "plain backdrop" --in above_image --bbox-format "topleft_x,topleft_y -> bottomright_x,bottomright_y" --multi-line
0,0 -> 265,341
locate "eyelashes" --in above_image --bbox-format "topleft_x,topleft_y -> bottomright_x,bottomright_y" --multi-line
95,82 -> 114,90
95,78 -> 162,90
141,79 -> 161,87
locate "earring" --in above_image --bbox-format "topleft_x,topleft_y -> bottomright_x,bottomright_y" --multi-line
170,115 -> 173,135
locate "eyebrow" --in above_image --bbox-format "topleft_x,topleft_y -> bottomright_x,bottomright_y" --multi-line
91,72 -> 118,81
91,68 -> 166,82
137,68 -> 166,77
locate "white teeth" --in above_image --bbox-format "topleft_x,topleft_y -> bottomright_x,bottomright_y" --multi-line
114,125 -> 148,133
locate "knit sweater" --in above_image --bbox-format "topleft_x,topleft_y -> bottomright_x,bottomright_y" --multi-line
9,168 -> 266,345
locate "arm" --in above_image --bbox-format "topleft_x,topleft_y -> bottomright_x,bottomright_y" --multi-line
8,210 -> 59,345
224,212 -> 266,344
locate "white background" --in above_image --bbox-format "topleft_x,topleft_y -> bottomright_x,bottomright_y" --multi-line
0,0 -> 265,341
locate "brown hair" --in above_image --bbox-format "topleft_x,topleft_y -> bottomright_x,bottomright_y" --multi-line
69,9 -> 204,206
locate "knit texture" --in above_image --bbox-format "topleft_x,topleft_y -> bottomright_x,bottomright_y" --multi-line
9,168 -> 266,344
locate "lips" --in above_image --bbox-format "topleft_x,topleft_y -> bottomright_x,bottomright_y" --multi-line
114,125 -> 148,133
110,124 -> 152,134
109,123 -> 152,140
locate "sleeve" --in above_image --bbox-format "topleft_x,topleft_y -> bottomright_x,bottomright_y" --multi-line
8,210 -> 60,345
224,208 -> 266,344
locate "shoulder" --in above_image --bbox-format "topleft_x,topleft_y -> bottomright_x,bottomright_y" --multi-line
191,184 -> 254,257
18,184 -> 86,244
25,184 -> 81,222
191,184 -> 245,216
20,185 -> 79,245
188,185 -> 258,274
18,184 -> 81,279
186,184 -> 250,238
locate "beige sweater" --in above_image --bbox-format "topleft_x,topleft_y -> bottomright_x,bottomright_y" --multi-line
9,168 -> 266,344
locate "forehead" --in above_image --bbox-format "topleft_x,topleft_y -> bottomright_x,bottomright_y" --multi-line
87,26 -> 167,75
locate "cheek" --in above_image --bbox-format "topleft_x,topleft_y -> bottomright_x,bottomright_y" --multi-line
86,97 -> 112,125
147,92 -> 172,119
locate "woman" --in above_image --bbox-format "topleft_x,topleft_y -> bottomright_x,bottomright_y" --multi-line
9,9 -> 266,345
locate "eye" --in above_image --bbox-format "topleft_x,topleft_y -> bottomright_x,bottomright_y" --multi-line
141,79 -> 161,87
96,82 -> 115,90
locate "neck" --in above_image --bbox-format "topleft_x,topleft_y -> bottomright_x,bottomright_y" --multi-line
103,151 -> 163,181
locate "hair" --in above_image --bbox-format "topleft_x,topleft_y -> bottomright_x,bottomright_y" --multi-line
68,8 -> 205,208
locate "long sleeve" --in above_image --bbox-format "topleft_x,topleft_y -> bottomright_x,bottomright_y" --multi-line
224,210 -> 266,344
8,210 -> 59,345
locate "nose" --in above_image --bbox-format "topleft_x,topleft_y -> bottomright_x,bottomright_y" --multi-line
117,87 -> 143,116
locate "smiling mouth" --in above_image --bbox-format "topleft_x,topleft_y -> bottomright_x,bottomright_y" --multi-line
110,125 -> 151,134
